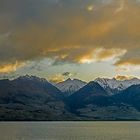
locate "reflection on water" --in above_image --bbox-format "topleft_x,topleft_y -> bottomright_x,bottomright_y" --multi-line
0,122 -> 140,140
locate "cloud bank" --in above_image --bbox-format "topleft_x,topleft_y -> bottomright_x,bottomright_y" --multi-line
0,0 -> 140,73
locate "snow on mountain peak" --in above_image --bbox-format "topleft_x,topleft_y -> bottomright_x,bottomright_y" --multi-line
55,78 -> 87,96
95,77 -> 140,91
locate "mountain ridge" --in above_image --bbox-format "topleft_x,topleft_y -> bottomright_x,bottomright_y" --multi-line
94,77 -> 140,95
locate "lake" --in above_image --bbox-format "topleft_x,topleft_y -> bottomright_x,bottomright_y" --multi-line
0,122 -> 139,140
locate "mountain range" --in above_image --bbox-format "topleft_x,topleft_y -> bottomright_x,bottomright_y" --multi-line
0,75 -> 140,120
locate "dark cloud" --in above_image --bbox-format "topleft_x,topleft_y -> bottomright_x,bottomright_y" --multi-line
0,0 -> 140,73
62,72 -> 72,77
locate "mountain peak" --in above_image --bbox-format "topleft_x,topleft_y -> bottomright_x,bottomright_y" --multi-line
65,78 -> 72,82
15,75 -> 48,83
55,78 -> 87,96
95,77 -> 140,92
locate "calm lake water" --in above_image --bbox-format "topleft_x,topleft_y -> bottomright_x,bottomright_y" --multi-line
0,122 -> 140,140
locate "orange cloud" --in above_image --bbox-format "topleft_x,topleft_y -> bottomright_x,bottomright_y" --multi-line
116,59 -> 140,66
0,61 -> 25,73
115,75 -> 136,81
95,48 -> 127,61
78,48 -> 126,63
49,74 -> 65,83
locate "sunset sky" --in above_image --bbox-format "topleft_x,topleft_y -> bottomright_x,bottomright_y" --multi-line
0,0 -> 140,82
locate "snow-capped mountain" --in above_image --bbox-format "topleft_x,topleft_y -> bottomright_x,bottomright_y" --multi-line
55,78 -> 87,96
95,77 -> 140,95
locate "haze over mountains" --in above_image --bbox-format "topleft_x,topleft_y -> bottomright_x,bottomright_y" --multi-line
0,75 -> 140,120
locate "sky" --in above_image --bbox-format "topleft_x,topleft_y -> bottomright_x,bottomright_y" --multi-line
0,0 -> 140,82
